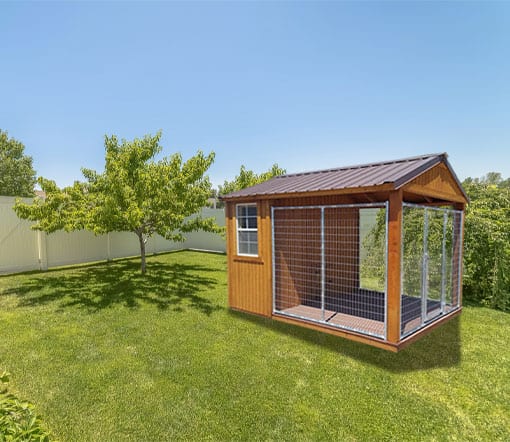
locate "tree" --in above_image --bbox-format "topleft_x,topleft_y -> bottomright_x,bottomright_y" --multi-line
481,172 -> 503,186
0,130 -> 36,197
15,132 -> 219,274
462,179 -> 510,311
219,163 -> 286,196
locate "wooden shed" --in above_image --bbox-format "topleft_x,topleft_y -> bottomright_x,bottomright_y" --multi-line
222,153 -> 467,352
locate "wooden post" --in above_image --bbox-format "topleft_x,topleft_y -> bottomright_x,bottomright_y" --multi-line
259,200 -> 273,316
225,202 -> 235,308
387,189 -> 403,343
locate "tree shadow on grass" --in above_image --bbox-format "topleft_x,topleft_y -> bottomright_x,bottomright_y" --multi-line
229,310 -> 461,372
4,260 -> 222,315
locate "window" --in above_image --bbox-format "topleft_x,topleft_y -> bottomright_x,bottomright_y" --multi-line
237,204 -> 258,256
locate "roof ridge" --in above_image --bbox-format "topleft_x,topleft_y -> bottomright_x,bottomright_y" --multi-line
276,153 -> 446,179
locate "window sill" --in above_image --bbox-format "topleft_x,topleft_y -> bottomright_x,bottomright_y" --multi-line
233,256 -> 264,265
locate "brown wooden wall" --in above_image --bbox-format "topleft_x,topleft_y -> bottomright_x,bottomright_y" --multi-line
273,208 -> 321,310
325,207 -> 360,295
226,200 -> 272,317
403,163 -> 467,204
227,195 -> 366,318
270,193 -> 387,207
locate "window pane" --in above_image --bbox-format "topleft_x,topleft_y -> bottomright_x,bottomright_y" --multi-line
238,241 -> 250,255
239,231 -> 250,242
237,206 -> 247,217
238,231 -> 258,255
237,205 -> 258,256
249,240 -> 258,255
239,231 -> 258,242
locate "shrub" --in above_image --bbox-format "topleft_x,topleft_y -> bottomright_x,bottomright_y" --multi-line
462,183 -> 510,311
0,371 -> 51,442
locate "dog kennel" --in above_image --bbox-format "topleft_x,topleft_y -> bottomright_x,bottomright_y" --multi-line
223,153 -> 467,351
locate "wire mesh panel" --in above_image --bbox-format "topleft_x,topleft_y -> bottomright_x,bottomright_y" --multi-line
401,205 -> 425,335
425,209 -> 446,321
451,210 -> 463,309
273,208 -> 322,314
272,203 -> 387,339
401,204 -> 463,338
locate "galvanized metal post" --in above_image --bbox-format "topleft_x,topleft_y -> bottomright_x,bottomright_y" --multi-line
421,208 -> 429,324
400,203 -> 406,339
456,211 -> 464,308
271,206 -> 276,314
320,207 -> 325,321
440,211 -> 448,313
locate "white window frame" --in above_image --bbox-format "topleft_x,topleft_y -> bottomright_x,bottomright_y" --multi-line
236,203 -> 258,257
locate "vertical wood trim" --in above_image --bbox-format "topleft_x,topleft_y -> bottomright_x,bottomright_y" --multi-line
259,200 -> 273,316
226,202 -> 235,308
387,189 -> 403,343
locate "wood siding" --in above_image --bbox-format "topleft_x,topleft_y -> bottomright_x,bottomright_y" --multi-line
271,193 -> 388,207
272,204 -> 361,311
273,208 -> 321,310
226,201 -> 272,317
403,163 -> 468,204
325,207 -> 360,295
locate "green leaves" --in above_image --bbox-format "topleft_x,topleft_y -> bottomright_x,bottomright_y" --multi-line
462,181 -> 510,311
14,178 -> 88,233
219,163 -> 285,196
14,131 -> 217,273
0,371 -> 51,441
0,130 -> 37,197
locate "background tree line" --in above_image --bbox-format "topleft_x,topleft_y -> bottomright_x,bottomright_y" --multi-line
462,173 -> 510,311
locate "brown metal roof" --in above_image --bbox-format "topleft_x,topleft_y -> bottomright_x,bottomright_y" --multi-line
223,153 -> 467,201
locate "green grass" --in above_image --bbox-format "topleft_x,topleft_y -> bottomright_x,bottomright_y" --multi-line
0,250 -> 509,441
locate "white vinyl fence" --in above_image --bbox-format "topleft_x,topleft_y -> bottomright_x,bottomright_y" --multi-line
0,196 -> 225,274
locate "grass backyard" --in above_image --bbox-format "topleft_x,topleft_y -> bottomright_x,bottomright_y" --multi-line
0,250 -> 509,441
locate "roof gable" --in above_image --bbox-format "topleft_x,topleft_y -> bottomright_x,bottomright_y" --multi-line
403,162 -> 468,203
223,153 -> 467,202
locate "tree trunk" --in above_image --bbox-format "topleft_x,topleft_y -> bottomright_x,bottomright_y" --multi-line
138,232 -> 146,274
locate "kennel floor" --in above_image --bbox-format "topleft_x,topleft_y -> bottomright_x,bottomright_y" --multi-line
276,290 -> 453,337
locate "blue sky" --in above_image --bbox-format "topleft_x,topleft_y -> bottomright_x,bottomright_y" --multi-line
1,1 -> 509,188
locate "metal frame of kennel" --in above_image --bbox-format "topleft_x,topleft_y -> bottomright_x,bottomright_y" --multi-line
400,203 -> 463,338
271,203 -> 389,339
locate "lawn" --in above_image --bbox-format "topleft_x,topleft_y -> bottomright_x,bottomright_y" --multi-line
0,250 -> 509,441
